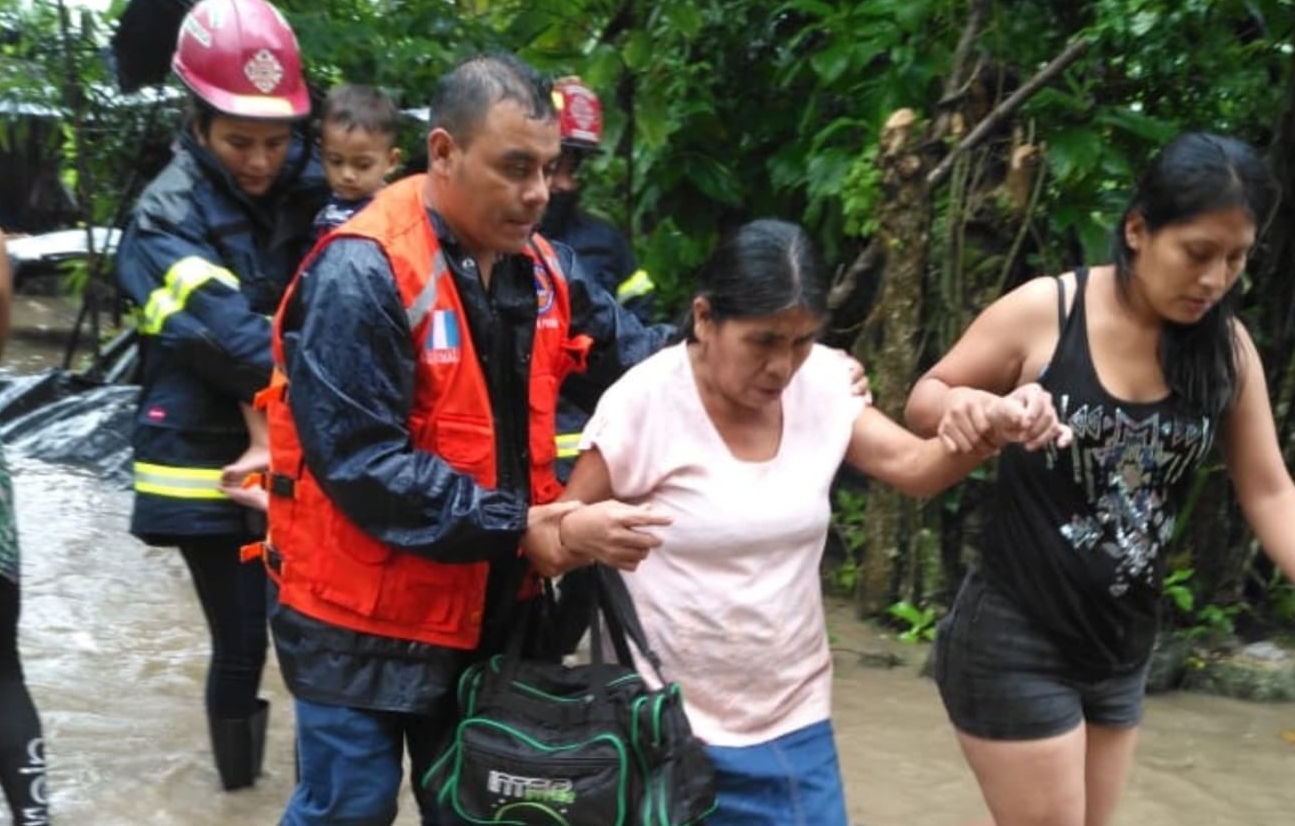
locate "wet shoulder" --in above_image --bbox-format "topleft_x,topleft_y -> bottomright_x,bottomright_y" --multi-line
131,152 -> 207,229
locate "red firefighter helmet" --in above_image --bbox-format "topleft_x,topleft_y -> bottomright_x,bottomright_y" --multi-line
552,77 -> 603,153
172,0 -> 310,120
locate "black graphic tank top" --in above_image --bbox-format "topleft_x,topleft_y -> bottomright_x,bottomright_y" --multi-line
981,268 -> 1215,675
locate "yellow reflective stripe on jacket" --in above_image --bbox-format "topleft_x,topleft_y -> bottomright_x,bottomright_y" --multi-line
555,432 -> 582,459
134,461 -> 227,499
137,256 -> 241,335
615,269 -> 654,304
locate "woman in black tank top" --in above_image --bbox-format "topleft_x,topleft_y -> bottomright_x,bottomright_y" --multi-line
903,132 -> 1295,826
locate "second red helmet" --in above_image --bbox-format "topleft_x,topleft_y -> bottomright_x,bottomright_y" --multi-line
552,77 -> 603,153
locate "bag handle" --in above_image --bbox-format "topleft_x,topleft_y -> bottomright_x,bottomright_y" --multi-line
594,565 -> 670,685
491,563 -> 671,687
494,566 -> 636,681
590,577 -> 635,668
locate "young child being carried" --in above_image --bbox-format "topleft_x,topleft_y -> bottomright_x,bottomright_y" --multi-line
220,83 -> 402,507
312,83 -> 403,235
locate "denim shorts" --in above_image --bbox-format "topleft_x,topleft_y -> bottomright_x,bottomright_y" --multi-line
702,719 -> 847,826
932,571 -> 1149,741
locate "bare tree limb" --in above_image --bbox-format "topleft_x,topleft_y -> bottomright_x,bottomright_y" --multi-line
828,240 -> 882,311
935,54 -> 986,111
942,0 -> 991,104
928,37 -> 1091,189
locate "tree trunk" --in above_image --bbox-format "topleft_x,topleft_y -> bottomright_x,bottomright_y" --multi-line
856,109 -> 931,617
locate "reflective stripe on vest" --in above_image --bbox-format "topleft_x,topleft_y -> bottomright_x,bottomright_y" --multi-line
555,432 -> 581,459
138,256 -> 241,335
615,268 -> 654,304
406,251 -> 450,331
133,461 -> 226,499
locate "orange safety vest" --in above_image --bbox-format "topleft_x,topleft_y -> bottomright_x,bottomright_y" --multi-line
253,175 -> 589,650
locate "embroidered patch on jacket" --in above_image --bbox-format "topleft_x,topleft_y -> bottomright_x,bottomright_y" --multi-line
426,309 -> 462,364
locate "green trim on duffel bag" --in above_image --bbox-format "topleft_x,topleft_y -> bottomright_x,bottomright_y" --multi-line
437,717 -> 635,826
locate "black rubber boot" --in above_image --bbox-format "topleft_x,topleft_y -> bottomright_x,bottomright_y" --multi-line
249,699 -> 269,779
209,699 -> 269,791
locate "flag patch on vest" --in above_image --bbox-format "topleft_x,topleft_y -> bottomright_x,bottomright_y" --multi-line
427,309 -> 461,364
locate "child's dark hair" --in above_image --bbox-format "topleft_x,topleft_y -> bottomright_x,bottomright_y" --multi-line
1111,131 -> 1277,418
678,219 -> 829,342
428,52 -> 554,148
321,84 -> 400,141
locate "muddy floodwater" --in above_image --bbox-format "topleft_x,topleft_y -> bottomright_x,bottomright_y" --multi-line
4,295 -> 1294,825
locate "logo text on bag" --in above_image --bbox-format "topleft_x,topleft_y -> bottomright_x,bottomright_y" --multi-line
487,771 -> 576,804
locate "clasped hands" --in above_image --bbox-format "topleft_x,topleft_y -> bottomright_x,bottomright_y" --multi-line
936,382 -> 1074,456
521,499 -> 671,578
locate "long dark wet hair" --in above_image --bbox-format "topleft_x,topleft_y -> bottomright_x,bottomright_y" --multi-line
678,218 -> 829,342
1111,132 -> 1277,417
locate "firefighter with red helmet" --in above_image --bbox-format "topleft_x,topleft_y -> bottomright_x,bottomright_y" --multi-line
113,0 -> 327,792
542,77 -> 664,481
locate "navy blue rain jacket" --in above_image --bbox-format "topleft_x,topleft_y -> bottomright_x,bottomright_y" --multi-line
550,210 -> 669,480
114,125 -> 327,541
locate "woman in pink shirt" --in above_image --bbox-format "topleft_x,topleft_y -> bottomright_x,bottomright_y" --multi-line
558,218 -> 1072,826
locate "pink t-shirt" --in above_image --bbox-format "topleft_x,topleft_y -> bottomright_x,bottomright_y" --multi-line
580,342 -> 865,746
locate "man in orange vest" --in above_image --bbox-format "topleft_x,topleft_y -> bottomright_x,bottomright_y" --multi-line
256,53 -> 672,825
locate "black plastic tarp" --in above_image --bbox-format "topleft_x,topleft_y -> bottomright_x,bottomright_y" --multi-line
0,371 -> 136,486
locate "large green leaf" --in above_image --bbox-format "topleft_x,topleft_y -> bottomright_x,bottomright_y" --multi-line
635,87 -> 673,150
678,151 -> 743,206
1097,107 -> 1179,144
1045,127 -> 1106,184
621,30 -> 653,72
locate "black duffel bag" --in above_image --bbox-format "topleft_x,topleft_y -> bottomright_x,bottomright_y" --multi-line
422,564 -> 716,826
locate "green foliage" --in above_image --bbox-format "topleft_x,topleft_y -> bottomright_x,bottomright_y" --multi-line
1190,603 -> 1243,639
840,144 -> 881,238
1266,572 -> 1295,623
2,0 -> 180,232
1002,0 -> 1294,264
1161,566 -> 1246,641
1162,566 -> 1196,615
826,487 -> 867,596
16,0 -> 1292,283
832,487 -> 868,551
279,0 -> 503,107
886,599 -> 938,643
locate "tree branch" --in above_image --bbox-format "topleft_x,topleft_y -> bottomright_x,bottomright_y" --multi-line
828,240 -> 882,311
942,0 -> 991,104
928,37 -> 1091,189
